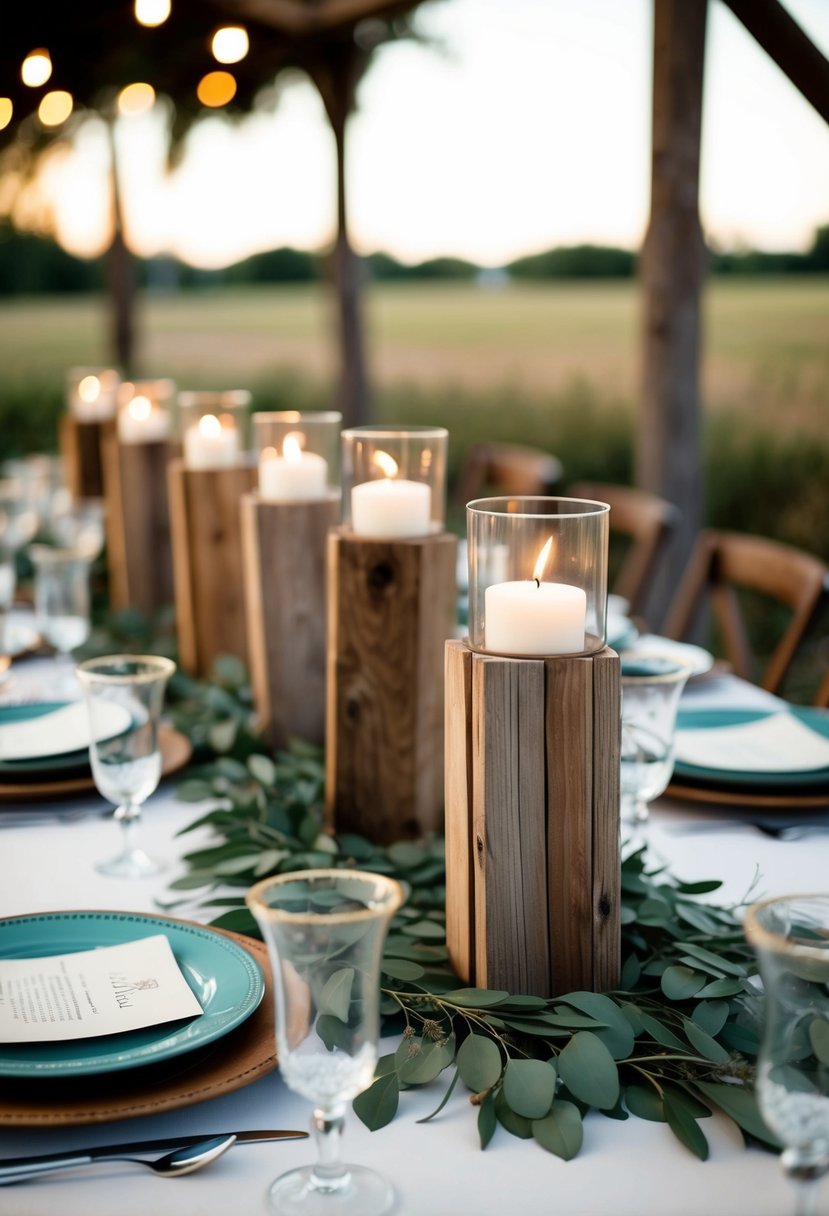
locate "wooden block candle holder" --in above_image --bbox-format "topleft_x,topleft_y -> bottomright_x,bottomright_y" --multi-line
445,638 -> 621,998
325,528 -> 458,844
168,457 -> 257,676
241,492 -> 340,751
101,429 -> 179,617
59,415 -> 107,500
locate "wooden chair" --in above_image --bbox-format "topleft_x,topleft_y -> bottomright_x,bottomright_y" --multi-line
568,481 -> 680,619
454,442 -> 563,513
662,529 -> 829,695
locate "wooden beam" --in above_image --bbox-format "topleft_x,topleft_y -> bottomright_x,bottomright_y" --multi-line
637,0 -> 708,629
722,0 -> 829,126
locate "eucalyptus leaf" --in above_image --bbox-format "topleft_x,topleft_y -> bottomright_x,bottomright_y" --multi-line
557,1032 -> 619,1110
318,968 -> 355,1022
532,1100 -> 584,1160
353,1073 -> 400,1131
478,1091 -> 497,1149
502,1059 -> 557,1120
494,1086 -> 533,1139
663,1091 -> 709,1160
456,1033 -> 502,1093
809,1018 -> 829,1065
692,999 -> 730,1037
624,1084 -> 665,1122
381,958 -> 426,982
416,1068 -> 460,1124
247,753 -> 277,786
400,920 -> 446,941
682,1018 -> 731,1063
694,1082 -> 780,1149
661,965 -> 708,1001
442,988 -> 509,1009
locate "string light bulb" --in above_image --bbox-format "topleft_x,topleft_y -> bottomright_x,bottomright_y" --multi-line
135,0 -> 171,27
211,26 -> 249,64
197,71 -> 236,108
117,82 -> 156,115
21,49 -> 52,88
0,99 -> 12,131
38,90 -> 73,127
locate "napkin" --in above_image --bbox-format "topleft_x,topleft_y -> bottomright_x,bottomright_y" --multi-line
675,711 -> 829,774
0,701 -> 132,762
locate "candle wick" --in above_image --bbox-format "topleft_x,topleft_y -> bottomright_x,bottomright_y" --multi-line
534,577 -> 540,589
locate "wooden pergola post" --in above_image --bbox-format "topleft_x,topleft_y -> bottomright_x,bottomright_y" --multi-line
638,0 -> 708,628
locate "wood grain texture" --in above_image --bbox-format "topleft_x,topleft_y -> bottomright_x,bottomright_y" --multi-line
241,492 -> 340,751
591,647 -> 621,991
167,458 -> 257,676
546,655 -> 594,995
325,528 -> 457,843
444,639 -> 474,984
59,415 -> 106,499
474,653 -> 550,996
102,429 -> 178,616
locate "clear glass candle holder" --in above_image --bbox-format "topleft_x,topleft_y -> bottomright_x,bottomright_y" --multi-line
255,411 -> 342,502
466,496 -> 610,656
179,390 -> 252,470
116,378 -> 176,445
66,367 -> 121,422
341,425 -> 447,538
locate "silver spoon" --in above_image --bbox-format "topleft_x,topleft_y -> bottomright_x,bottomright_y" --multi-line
0,1134 -> 237,1185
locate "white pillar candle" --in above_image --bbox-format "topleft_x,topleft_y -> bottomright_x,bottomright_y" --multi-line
117,396 -> 172,444
258,436 -> 328,502
351,477 -> 431,538
183,414 -> 240,470
483,536 -> 586,655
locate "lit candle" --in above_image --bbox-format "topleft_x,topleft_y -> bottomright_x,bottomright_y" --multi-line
183,413 -> 240,469
69,372 -> 119,422
117,394 -> 172,444
351,451 -> 431,538
484,537 -> 586,655
258,433 -> 328,501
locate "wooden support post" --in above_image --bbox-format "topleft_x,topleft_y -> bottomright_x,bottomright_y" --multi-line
240,492 -> 340,752
445,639 -> 621,998
167,457 -> 257,676
325,528 -> 457,843
59,415 -> 107,500
101,428 -> 178,617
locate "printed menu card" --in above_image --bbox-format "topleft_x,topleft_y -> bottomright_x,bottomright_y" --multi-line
0,935 -> 203,1042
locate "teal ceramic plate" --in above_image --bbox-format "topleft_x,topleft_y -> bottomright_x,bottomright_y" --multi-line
0,911 -> 265,1077
0,703 -> 91,780
674,706 -> 829,790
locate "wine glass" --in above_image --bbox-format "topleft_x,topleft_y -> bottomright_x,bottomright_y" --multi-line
246,869 -> 404,1216
49,497 -> 107,561
744,894 -> 829,1216
75,654 -> 176,878
30,545 -> 92,656
619,653 -> 693,830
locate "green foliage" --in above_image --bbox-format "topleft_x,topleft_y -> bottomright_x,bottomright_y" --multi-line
159,657 -> 787,1164
508,244 -> 636,279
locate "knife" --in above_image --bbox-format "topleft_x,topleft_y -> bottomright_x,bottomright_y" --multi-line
0,1129 -> 308,1181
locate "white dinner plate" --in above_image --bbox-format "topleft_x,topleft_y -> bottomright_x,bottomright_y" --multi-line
625,634 -> 714,678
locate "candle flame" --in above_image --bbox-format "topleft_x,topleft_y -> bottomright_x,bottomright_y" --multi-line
199,413 -> 222,438
374,450 -> 398,479
78,375 -> 101,403
128,395 -> 151,421
283,434 -> 303,462
533,537 -> 554,585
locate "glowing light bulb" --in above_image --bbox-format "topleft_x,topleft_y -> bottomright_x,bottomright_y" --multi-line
135,0 -> 170,27
21,49 -> 52,88
117,82 -> 156,116
38,91 -> 73,127
197,71 -> 237,108
211,26 -> 249,64
0,99 -> 13,131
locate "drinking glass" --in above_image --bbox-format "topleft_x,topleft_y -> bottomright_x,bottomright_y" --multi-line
744,894 -> 829,1216
49,498 -> 107,560
75,654 -> 176,878
619,654 -> 693,828
246,869 -> 404,1216
30,545 -> 92,657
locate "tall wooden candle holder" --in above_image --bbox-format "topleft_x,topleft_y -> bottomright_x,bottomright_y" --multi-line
168,457 -> 257,676
445,638 -> 621,998
59,415 -> 107,499
325,528 -> 457,843
241,492 -> 340,751
101,429 -> 179,616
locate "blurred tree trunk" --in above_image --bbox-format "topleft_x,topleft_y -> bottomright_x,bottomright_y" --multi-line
637,0 -> 708,629
311,41 -> 371,428
105,116 -> 135,374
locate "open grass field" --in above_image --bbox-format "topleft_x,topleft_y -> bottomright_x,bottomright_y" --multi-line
0,276 -> 827,436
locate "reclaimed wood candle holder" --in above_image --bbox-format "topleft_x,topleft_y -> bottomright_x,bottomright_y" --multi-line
445,638 -> 621,998
168,457 -> 257,676
59,415 -> 107,500
325,527 -> 458,844
241,492 -> 340,751
101,429 -> 179,617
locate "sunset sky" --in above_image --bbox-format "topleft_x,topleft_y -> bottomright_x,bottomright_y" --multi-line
30,0 -> 829,269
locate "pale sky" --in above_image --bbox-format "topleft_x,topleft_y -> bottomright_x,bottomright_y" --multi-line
32,0 -> 829,269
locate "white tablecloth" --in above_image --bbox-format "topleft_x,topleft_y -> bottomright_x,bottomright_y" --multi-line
1,655 -> 827,1216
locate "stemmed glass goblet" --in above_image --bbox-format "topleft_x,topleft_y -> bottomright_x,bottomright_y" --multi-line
75,654 -> 176,878
620,654 -> 693,832
246,869 -> 404,1216
744,894 -> 829,1216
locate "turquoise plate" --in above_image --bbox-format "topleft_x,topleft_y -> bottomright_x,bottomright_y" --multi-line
0,703 -> 91,779
674,706 -> 829,790
0,911 -> 265,1077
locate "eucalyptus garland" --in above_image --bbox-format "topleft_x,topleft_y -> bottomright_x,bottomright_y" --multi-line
148,649 -> 780,1165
